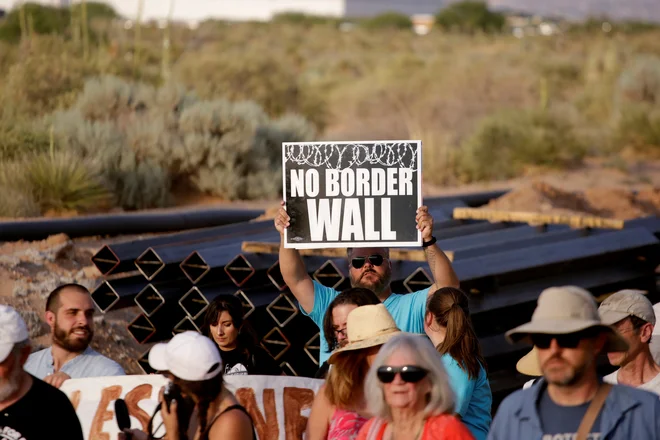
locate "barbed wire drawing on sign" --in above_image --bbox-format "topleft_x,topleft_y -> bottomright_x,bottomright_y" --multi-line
284,142 -> 419,170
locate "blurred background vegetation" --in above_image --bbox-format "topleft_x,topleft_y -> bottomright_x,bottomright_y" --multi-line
0,1 -> 658,217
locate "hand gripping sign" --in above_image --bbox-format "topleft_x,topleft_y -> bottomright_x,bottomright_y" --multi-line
282,140 -> 423,249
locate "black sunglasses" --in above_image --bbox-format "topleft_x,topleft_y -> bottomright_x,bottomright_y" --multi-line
377,365 -> 428,384
351,254 -> 385,269
531,329 -> 598,350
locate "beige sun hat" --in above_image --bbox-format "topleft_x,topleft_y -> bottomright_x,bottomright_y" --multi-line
506,286 -> 628,352
327,304 -> 401,364
516,347 -> 542,377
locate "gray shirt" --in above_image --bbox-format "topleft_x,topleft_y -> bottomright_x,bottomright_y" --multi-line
24,346 -> 125,380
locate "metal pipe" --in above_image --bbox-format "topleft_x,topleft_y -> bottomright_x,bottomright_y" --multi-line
179,284 -> 281,321
403,267 -> 433,293
134,279 -> 192,317
172,316 -> 201,335
91,218 -> 272,276
134,225 -> 276,280
454,227 -> 660,290
1,206 -> 264,242
425,189 -> 509,208
126,313 -> 157,344
91,274 -> 149,313
136,349 -> 156,374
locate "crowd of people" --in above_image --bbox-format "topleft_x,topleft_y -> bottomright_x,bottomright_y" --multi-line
1,203 -> 660,439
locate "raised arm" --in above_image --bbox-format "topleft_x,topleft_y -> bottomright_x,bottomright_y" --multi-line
275,201 -> 316,313
416,206 -> 460,292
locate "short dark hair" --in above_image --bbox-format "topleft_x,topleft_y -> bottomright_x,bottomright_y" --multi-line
46,283 -> 90,313
346,247 -> 390,259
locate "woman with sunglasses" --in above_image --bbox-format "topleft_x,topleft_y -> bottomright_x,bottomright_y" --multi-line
315,287 -> 382,379
424,287 -> 492,440
357,333 -> 474,440
307,304 -> 401,440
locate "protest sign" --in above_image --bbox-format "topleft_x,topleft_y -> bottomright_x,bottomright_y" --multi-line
282,140 -> 422,249
60,374 -> 324,440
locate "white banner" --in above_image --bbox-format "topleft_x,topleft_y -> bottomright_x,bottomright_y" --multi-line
60,375 -> 324,440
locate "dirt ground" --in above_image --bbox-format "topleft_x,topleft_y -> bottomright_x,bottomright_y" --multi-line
1,158 -> 659,374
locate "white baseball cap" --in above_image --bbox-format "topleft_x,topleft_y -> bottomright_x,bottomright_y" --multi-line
0,305 -> 30,363
148,331 -> 223,381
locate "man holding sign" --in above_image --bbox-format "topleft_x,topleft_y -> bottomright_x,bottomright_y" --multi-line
276,141 -> 459,366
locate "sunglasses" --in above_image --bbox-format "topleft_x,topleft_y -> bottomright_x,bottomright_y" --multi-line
530,329 -> 597,349
351,254 -> 385,269
377,365 -> 428,384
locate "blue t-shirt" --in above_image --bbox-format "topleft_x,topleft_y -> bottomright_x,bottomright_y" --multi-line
442,355 -> 492,440
303,281 -> 430,365
538,387 -> 603,440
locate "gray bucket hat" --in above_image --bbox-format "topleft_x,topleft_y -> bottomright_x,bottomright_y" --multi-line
506,286 -> 628,352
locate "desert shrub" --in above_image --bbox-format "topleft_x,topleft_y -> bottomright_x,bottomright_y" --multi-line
1,37 -> 96,116
617,55 -> 660,106
615,104 -> 660,153
361,12 -> 412,30
44,76 -> 316,208
459,109 -> 585,181
0,120 -> 52,160
435,1 -> 505,34
0,2 -> 70,43
272,13 -> 339,27
0,151 -> 111,214
0,185 -> 41,217
69,2 -> 119,21
173,48 -> 328,128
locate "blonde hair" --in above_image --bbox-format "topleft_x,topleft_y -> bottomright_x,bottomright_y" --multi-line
325,349 -> 370,408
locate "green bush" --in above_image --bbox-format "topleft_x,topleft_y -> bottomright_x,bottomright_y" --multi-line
459,109 -> 585,181
361,12 -> 413,30
69,2 -> 119,21
615,104 -> 660,153
1,38 -> 96,116
0,120 -> 52,161
617,55 -> 660,106
173,49 -> 327,129
0,3 -> 70,43
44,76 -> 316,208
272,13 -> 339,27
0,151 -> 111,214
0,185 -> 41,218
435,1 -> 506,34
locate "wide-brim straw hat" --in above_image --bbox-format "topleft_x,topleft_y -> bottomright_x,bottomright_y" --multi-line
516,347 -> 542,377
506,286 -> 628,353
328,304 -> 401,364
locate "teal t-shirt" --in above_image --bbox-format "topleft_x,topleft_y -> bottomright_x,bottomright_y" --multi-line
302,280 -> 430,365
441,354 -> 492,440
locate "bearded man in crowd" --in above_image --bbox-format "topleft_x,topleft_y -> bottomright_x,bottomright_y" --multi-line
24,283 -> 124,388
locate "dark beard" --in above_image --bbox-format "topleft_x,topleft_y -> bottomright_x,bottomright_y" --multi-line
0,358 -> 23,401
53,323 -> 92,353
351,270 -> 391,295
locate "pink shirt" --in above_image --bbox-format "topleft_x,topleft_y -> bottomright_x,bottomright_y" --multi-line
328,409 -> 370,440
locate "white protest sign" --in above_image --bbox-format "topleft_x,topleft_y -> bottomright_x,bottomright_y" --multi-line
60,374 -> 324,440
282,140 -> 423,249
